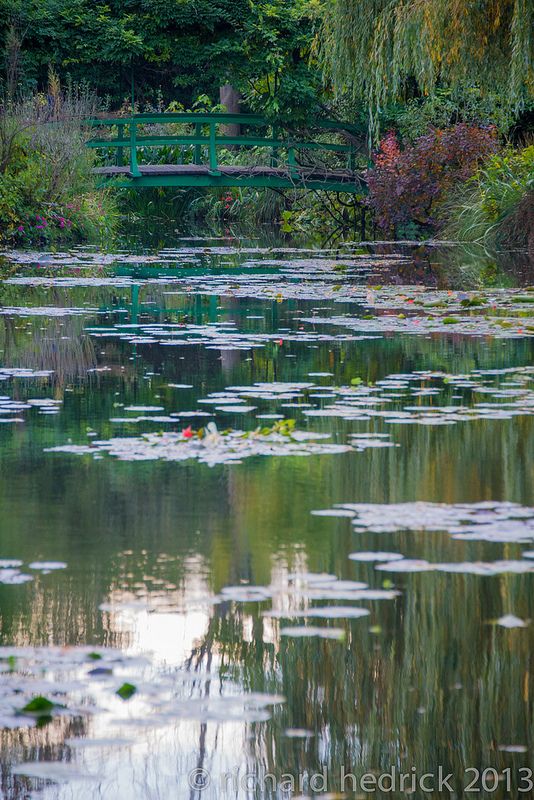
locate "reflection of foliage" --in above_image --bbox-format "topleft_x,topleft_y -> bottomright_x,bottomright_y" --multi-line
0,313 -> 96,385
186,561 -> 534,786
0,281 -> 532,783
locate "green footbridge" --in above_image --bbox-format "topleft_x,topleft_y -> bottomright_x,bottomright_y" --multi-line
86,113 -> 366,193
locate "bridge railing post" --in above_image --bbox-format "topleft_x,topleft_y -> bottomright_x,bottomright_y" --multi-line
129,119 -> 141,177
208,120 -> 220,175
287,146 -> 298,180
270,125 -> 279,168
116,123 -> 124,167
194,122 -> 202,165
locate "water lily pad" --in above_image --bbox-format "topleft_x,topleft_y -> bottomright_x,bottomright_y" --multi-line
498,744 -> 528,753
284,728 -> 314,738
22,696 -> 57,714
348,552 -> 404,562
299,606 -> 370,619
280,626 -> 345,640
12,762 -> 94,781
494,615 -> 528,628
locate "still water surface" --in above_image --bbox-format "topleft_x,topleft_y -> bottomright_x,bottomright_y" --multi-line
0,236 -> 533,798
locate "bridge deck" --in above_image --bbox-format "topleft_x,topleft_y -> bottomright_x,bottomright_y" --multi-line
93,163 -> 364,191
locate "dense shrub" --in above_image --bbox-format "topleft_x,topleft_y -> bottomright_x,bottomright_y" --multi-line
0,84 -> 116,246
366,124 -> 499,236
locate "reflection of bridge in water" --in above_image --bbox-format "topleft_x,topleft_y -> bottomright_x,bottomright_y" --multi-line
101,281 -> 284,330
87,113 -> 366,193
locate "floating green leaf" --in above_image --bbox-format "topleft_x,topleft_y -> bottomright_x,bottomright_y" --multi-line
116,682 -> 137,700
22,696 -> 56,714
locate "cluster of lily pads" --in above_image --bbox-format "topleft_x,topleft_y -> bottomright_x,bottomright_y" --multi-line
0,368 -> 61,423
0,305 -> 100,317
0,396 -> 62,422
188,369 -> 534,430
41,365 -> 534,466
214,571 -> 401,640
300,367 -> 534,426
86,320 -> 365,350
3,246 -> 401,316
45,420 -> 352,466
4,243 -> 532,347
314,500 -> 534,542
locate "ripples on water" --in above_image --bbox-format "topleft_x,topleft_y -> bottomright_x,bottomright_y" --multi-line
0,237 -> 532,798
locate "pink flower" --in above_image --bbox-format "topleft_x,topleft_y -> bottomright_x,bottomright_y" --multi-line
17,225 -> 24,232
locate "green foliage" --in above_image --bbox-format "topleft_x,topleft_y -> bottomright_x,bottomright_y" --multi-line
1,0 -> 323,122
389,88 -> 521,142
321,0 -> 534,139
444,144 -> 534,246
0,85 -> 117,245
0,145 -> 117,246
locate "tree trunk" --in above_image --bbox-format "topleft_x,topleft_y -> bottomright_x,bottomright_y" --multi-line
219,84 -> 241,138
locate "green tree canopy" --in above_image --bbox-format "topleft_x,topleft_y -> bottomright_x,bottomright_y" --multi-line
0,0 -> 324,121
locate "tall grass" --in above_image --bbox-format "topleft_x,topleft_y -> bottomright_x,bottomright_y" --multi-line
443,144 -> 534,251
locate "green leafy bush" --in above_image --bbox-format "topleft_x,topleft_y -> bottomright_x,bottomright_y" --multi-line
391,88 -> 521,142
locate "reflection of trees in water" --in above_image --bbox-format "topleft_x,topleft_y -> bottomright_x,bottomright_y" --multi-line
184,567 -> 534,792
0,315 -> 96,386
368,241 -> 533,288
0,715 -> 88,798
0,578 -> 113,649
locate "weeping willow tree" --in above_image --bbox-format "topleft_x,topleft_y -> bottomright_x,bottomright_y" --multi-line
321,0 -> 534,137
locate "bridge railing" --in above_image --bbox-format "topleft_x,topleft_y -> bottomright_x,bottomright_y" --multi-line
85,113 -> 361,179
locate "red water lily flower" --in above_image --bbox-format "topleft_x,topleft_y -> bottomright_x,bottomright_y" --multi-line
182,426 -> 194,439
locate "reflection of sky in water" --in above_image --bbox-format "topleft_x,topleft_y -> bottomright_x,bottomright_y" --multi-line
0,240 -> 533,798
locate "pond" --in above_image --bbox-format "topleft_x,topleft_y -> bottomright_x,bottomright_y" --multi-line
0,234 -> 532,799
